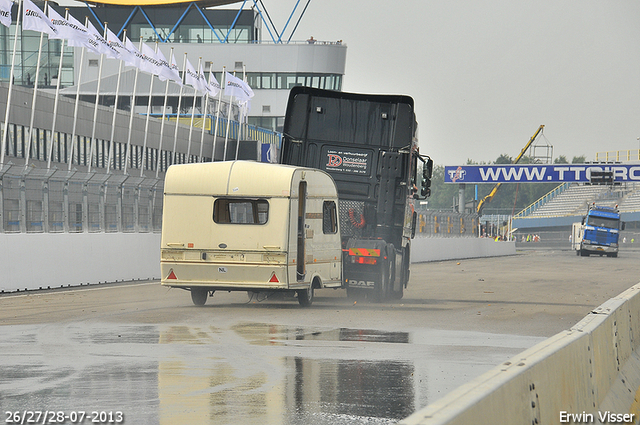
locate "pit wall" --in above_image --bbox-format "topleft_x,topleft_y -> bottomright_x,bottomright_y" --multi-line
0,234 -> 512,292
411,237 -> 515,263
0,233 -> 161,292
400,283 -> 640,425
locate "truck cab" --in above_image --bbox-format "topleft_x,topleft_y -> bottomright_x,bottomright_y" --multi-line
573,203 -> 624,257
280,87 -> 432,301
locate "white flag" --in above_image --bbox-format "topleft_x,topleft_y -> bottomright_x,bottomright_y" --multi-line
199,64 -> 220,97
106,28 -> 137,67
65,14 -> 101,56
23,0 -> 57,36
0,0 -> 12,28
225,71 -> 254,102
140,42 -> 165,76
86,20 -> 118,59
185,59 -> 206,92
124,37 -> 144,69
47,7 -> 89,48
168,51 -> 183,86
155,47 -> 181,85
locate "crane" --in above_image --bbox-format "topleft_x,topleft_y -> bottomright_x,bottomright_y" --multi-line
476,125 -> 545,215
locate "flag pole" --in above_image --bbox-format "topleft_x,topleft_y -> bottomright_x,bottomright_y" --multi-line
185,56 -> 201,163
211,65 -> 224,162
47,8 -> 69,169
139,41 -> 158,177
171,52 -> 187,165
87,21 -> 108,173
234,64 -> 247,160
1,0 -> 23,167
223,71 -> 235,161
123,37 -> 143,175
67,16 -> 90,171
197,63 -> 212,162
47,8 -> 70,169
24,0 -> 48,167
155,47 -> 174,178
106,28 -> 127,174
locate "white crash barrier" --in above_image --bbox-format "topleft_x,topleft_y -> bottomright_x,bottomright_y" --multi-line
0,234 -> 513,292
0,233 -> 161,292
400,284 -> 640,425
411,237 -> 515,262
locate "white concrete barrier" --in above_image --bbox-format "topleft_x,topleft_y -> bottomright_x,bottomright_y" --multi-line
411,237 -> 516,263
0,234 -> 513,292
400,284 -> 640,425
0,233 -> 161,292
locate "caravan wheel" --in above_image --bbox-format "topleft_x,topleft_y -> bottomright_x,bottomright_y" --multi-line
191,288 -> 209,306
297,286 -> 314,307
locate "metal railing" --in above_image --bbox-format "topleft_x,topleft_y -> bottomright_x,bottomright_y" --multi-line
415,209 -> 479,237
0,164 -> 163,234
595,150 -> 640,162
513,182 -> 570,219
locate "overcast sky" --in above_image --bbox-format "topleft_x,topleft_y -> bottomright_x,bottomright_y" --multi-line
263,0 -> 640,166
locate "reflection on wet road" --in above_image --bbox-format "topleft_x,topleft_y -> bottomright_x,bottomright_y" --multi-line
0,320 -> 541,424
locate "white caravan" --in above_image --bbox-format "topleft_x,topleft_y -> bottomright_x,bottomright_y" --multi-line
161,161 -> 342,306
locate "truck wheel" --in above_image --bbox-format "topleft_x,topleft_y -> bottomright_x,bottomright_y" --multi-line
297,286 -> 314,307
191,288 -> 208,306
390,279 -> 404,300
373,260 -> 392,303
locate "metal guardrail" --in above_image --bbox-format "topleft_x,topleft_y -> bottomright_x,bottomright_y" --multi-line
595,149 -> 640,162
513,182 -> 570,219
0,164 -> 163,234
415,209 -> 479,237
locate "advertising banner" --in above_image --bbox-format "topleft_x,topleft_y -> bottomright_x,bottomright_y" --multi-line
321,146 -> 372,176
444,164 -> 640,184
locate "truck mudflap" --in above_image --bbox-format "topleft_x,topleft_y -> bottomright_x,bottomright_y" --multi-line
343,239 -> 399,301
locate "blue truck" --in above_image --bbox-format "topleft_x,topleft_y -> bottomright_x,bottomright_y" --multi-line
572,204 -> 625,257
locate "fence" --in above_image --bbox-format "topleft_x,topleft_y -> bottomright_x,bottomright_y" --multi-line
416,209 -> 479,237
0,164 -> 163,234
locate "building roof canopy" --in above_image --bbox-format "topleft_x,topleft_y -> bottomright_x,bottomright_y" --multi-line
81,0 -> 241,7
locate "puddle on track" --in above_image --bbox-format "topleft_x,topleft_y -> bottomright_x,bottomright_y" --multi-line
0,322 -> 543,425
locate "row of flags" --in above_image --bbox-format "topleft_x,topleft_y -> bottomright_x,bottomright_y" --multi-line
0,0 -> 255,103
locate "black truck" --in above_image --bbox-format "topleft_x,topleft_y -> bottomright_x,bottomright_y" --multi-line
280,87 -> 432,301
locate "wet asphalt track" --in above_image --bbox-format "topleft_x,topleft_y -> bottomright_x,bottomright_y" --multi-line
1,249 -> 638,424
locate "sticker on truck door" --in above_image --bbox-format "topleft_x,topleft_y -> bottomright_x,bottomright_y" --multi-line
218,267 -> 228,273
322,146 -> 372,176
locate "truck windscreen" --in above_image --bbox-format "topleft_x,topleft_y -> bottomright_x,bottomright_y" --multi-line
587,215 -> 619,229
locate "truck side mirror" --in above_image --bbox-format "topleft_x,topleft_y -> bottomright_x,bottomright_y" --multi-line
420,180 -> 431,198
417,156 -> 433,199
423,157 -> 433,179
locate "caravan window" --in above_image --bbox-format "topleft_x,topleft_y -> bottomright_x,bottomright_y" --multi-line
214,199 -> 269,225
322,201 -> 338,234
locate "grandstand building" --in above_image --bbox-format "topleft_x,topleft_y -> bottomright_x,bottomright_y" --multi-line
0,0 -> 347,234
